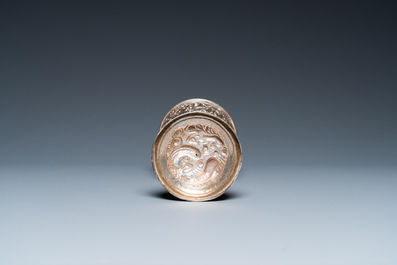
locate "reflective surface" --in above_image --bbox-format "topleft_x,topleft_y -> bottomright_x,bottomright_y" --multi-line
166,123 -> 228,186
152,99 -> 242,201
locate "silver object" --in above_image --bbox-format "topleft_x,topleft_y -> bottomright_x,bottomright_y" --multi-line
152,99 -> 242,201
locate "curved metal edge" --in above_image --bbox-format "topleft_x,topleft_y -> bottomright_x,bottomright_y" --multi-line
159,98 -> 237,134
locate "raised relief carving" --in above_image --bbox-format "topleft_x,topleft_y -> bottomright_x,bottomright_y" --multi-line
166,124 -> 228,186
162,101 -> 234,130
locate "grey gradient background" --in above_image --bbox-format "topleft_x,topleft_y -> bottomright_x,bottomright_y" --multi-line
1,1 -> 396,264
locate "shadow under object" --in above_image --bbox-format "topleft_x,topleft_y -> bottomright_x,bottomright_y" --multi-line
149,189 -> 242,202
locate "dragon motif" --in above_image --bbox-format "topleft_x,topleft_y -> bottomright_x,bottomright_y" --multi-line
166,124 -> 228,186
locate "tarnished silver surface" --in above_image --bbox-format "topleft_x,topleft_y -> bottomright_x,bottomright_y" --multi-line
152,99 -> 242,201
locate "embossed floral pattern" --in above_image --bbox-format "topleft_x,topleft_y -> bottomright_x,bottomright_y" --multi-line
162,101 -> 234,130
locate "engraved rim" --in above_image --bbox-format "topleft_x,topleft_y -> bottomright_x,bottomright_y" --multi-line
160,98 -> 237,133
